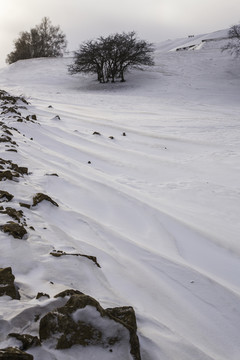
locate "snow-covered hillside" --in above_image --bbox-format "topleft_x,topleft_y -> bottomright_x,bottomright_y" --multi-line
0,30 -> 240,360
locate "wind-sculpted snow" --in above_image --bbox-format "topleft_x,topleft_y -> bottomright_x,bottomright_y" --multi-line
0,30 -> 240,360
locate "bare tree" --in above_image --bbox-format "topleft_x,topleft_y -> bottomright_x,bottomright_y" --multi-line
69,32 -> 154,83
6,17 -> 67,64
222,24 -> 240,57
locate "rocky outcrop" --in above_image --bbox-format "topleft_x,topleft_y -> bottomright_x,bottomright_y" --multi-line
0,267 -> 20,299
0,222 -> 27,239
32,193 -> 59,207
0,347 -> 33,360
39,294 -> 141,359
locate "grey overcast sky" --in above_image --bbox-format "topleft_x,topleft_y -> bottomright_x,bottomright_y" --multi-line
0,0 -> 240,67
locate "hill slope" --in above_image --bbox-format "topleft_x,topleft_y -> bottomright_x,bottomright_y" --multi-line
0,30 -> 240,360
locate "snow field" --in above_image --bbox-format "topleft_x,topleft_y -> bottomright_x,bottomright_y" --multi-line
0,30 -> 240,359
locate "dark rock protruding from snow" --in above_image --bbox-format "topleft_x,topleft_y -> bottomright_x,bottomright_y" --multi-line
36,292 -> 50,300
54,289 -> 85,298
8,333 -> 41,351
0,191 -> 14,202
0,222 -> 27,239
0,347 -> 33,360
32,193 -> 59,207
50,249 -> 101,267
106,306 -> 141,360
39,294 -> 141,359
0,207 -> 24,223
0,267 -> 20,299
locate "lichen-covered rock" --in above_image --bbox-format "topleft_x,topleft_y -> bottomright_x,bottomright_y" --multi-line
0,222 -> 27,239
0,347 -> 33,360
39,294 -> 141,359
32,193 -> 58,207
0,267 -> 20,299
8,333 -> 41,350
0,191 -> 14,202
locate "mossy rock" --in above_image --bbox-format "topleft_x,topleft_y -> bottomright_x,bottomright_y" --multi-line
8,333 -> 41,350
106,306 -> 141,360
0,267 -> 20,299
0,222 -> 27,239
40,294 -> 111,348
0,347 -> 33,360
32,193 -> 58,207
39,294 -> 141,359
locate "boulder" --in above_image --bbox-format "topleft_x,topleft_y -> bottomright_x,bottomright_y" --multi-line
0,267 -> 20,299
39,294 -> 141,359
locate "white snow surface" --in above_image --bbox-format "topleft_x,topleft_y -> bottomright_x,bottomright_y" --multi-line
0,30 -> 240,360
